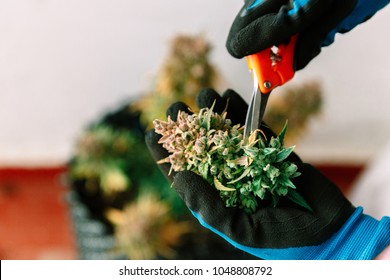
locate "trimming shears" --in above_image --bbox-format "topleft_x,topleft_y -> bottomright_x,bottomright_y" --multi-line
243,35 -> 298,139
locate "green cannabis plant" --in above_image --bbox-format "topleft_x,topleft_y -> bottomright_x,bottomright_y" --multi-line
154,106 -> 311,213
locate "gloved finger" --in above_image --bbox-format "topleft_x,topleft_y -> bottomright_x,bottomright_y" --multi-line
166,101 -> 193,121
196,88 -> 228,114
221,89 -> 249,126
173,170 -> 257,243
196,88 -> 248,125
227,0 -> 337,58
145,129 -> 174,182
173,171 -> 223,213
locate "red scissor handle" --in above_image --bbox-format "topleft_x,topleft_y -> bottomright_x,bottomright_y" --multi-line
246,34 -> 298,94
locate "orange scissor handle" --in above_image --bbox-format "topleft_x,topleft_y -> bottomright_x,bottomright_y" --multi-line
246,34 -> 298,94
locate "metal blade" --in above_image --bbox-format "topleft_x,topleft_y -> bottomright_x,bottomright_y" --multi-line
257,91 -> 270,128
243,93 -> 254,139
244,68 -> 270,139
250,87 -> 262,133
243,68 -> 260,139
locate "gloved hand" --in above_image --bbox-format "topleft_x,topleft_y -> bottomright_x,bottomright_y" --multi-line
146,88 -> 390,260
226,0 -> 389,70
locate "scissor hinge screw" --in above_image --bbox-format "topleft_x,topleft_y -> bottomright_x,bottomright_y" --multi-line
264,81 -> 272,89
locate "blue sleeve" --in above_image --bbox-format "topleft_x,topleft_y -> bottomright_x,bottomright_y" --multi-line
323,0 -> 390,46
192,207 -> 390,260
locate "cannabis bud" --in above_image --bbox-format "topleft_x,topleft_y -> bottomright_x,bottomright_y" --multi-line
153,105 -> 311,213
106,193 -> 190,260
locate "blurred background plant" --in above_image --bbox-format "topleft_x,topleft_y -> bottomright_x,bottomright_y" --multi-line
68,103 -> 183,226
106,192 -> 191,260
67,99 -> 213,259
135,33 -> 221,127
264,81 -> 323,146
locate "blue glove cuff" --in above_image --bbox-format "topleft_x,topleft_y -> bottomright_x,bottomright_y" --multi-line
323,0 -> 390,46
192,207 -> 390,260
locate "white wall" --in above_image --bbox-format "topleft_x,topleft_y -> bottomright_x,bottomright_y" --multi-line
0,0 -> 389,166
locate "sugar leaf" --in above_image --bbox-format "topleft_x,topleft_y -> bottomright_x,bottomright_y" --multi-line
214,177 -> 236,192
287,189 -> 312,211
276,146 -> 295,162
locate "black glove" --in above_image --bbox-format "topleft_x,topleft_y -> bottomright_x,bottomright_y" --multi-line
226,0 -> 389,70
146,89 -> 390,259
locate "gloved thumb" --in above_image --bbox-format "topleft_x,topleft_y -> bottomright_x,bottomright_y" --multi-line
173,170 -> 224,215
